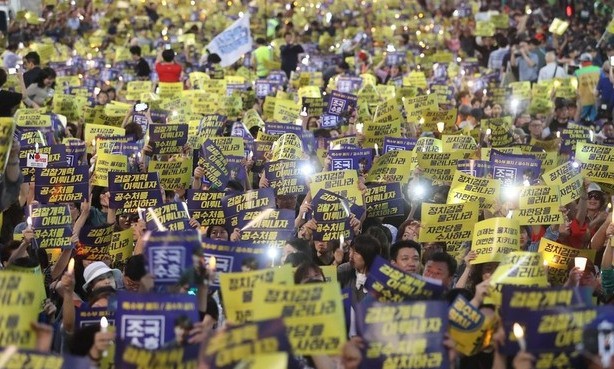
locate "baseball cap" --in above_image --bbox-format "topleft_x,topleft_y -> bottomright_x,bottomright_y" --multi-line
580,53 -> 593,62
587,183 -> 603,194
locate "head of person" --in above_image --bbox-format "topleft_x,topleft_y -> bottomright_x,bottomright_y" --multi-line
284,31 -> 295,44
276,194 -> 297,210
336,61 -> 350,74
123,254 -> 147,291
130,45 -> 142,60
207,53 -> 222,64
602,122 -> 614,138
390,240 -> 421,274
173,315 -> 193,345
0,69 -> 8,89
423,252 -> 457,287
82,261 -> 122,295
37,67 -> 56,88
24,51 -> 41,70
528,118 -> 543,137
307,116 -> 319,130
256,37 -> 267,46
294,261 -> 326,284
349,234 -> 381,273
587,183 -> 606,211
96,91 -> 109,105
206,225 -> 229,241
282,238 -> 311,264
491,103 -> 503,117
520,226 -> 531,250
162,49 -> 176,62
580,52 -> 593,66
545,50 -> 556,64
554,98 -> 570,120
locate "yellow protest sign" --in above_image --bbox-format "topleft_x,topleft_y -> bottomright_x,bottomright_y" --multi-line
363,119 -> 401,148
417,151 -> 471,183
471,217 -> 520,264
475,21 -> 495,37
542,162 -> 583,205
147,159 -> 192,190
403,94 -> 438,122
447,171 -> 501,210
0,270 -> 47,349
252,282 -> 346,355
157,82 -> 184,100
421,109 -> 457,133
15,109 -> 52,128
373,98 -> 402,125
574,142 -> 614,184
0,118 -> 15,174
94,153 -> 128,187
509,81 -> 532,100
549,18 -> 569,35
272,99 -> 300,123
366,149 -> 414,184
419,202 -> 478,242
539,238 -> 596,286
126,81 -> 153,101
84,124 -> 126,154
220,265 -> 294,324
271,133 -> 303,161
210,137 -> 245,157
441,135 -> 477,152
311,170 -> 363,206
108,228 -> 134,268
513,185 -> 563,225
403,71 -> 428,89
489,252 -> 549,305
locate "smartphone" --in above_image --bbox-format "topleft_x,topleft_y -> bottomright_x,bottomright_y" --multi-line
164,44 -> 172,50
8,68 -> 17,75
134,102 -> 148,112
610,55 -> 614,66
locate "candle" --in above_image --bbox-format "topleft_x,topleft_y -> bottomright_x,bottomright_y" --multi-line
35,142 -> 39,152
26,216 -> 32,229
356,122 -> 364,133
506,210 -> 513,219
209,255 -> 216,270
137,207 -> 144,221
248,150 -> 253,161
436,122 -> 445,133
513,323 -> 526,351
339,234 -> 344,251
374,144 -> 379,156
556,131 -> 561,139
100,316 -> 109,357
590,130 -> 594,142
67,258 -> 75,275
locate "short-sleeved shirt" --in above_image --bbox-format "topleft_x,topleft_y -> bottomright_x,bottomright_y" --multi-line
155,62 -> 182,83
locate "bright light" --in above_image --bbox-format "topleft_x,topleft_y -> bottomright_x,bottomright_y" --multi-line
386,44 -> 396,52
436,122 -> 445,133
511,99 -> 519,112
523,180 -> 531,187
572,161 -> 580,168
413,184 -> 426,199
300,163 -> 314,176
267,247 -> 278,260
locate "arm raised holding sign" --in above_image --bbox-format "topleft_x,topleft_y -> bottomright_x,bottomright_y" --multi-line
1,139 -> 23,212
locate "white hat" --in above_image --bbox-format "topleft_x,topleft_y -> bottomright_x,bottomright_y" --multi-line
580,53 -> 593,62
83,261 -> 122,291
587,183 -> 603,193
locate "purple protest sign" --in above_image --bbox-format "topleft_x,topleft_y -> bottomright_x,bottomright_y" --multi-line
221,188 -> 276,230
108,172 -> 163,210
355,299 -> 449,369
148,124 -> 188,155
186,190 -> 225,226
365,183 -> 404,218
326,90 -> 358,117
144,230 -> 200,287
328,148 -> 373,175
34,166 -> 89,203
490,150 -> 542,186
457,159 -> 493,178
365,256 -> 446,302
263,159 -> 309,196
383,137 -> 417,153
144,202 -> 191,231
26,203 -> 72,249
200,238 -> 272,288
115,292 -> 199,365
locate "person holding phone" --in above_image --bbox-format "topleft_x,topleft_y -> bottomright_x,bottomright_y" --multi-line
155,48 -> 182,83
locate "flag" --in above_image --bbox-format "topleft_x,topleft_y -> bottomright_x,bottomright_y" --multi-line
205,14 -> 252,68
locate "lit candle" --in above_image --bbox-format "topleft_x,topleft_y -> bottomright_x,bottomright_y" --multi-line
100,316 -> 109,357
339,234 -> 344,251
26,216 -> 32,229
209,256 -> 216,273
506,210 -> 513,219
556,131 -> 561,139
590,129 -> 594,142
436,122 -> 445,133
100,317 -> 108,332
513,323 -> 526,351
248,150 -> 253,161
137,207 -> 144,221
67,258 -> 75,275
374,144 -> 379,156
35,142 -> 39,152
356,122 -> 364,133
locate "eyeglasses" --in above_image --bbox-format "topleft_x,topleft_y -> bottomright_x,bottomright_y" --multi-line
588,193 -> 604,200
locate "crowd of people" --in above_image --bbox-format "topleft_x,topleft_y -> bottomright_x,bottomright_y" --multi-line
1,0 -> 614,368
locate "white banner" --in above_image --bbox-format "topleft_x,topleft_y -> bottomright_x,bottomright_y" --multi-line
205,14 -> 253,67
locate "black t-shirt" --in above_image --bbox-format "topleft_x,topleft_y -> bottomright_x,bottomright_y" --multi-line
135,58 -> 151,77
23,66 -> 42,88
0,90 -> 22,117
280,44 -> 305,73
